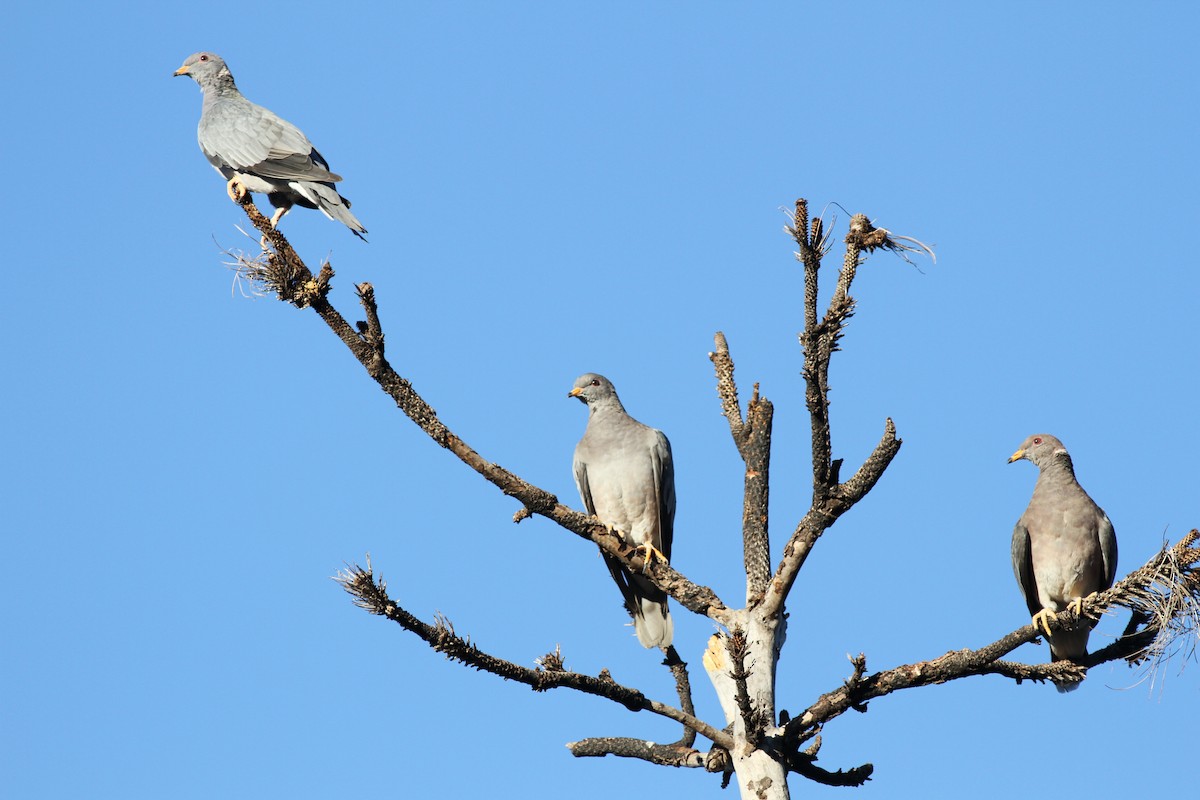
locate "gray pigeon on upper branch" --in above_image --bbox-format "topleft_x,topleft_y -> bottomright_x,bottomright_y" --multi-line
173,52 -> 366,240
1009,433 -> 1118,692
570,374 -> 675,648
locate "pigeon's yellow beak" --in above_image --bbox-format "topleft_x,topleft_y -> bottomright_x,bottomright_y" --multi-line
173,64 -> 191,77
1008,448 -> 1026,463
568,387 -> 583,398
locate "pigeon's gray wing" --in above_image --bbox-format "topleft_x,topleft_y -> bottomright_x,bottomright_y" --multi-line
651,429 -> 675,562
203,101 -> 365,237
572,455 -> 597,518
200,101 -> 342,184
1098,513 -> 1118,590
1011,521 -> 1041,618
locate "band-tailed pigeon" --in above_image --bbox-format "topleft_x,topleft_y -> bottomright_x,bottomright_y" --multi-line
1009,434 -> 1118,691
173,52 -> 367,240
570,374 -> 675,648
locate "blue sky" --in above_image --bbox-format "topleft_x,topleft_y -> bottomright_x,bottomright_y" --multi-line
3,3 -> 1198,798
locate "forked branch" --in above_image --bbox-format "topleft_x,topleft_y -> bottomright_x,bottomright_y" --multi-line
710,333 -> 773,602
759,202 -> 910,620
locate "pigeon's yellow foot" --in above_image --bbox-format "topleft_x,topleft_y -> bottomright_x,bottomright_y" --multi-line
226,176 -> 248,202
1067,596 -> 1091,617
1031,609 -> 1056,638
634,542 -> 668,573
269,206 -> 289,228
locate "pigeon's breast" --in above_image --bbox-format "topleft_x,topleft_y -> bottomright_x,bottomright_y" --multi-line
585,451 -> 658,544
1029,523 -> 1104,608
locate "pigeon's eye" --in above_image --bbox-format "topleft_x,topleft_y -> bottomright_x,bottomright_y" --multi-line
1033,437 -> 1042,445
199,54 -> 209,62
591,379 -> 600,386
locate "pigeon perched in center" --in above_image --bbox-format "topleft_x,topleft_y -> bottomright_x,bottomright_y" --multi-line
570,374 -> 675,648
174,52 -> 366,240
1009,434 -> 1118,691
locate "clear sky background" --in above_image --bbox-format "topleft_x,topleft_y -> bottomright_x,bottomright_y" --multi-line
3,3 -> 1197,798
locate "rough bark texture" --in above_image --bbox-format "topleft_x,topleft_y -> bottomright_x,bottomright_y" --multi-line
711,334 -> 773,603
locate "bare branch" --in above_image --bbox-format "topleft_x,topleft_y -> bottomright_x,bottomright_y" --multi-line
1088,530 -> 1200,676
710,334 -> 774,602
564,737 -> 710,768
663,646 -> 699,748
837,418 -> 902,504
334,558 -> 737,751
354,282 -> 386,360
784,755 -> 873,788
760,202 -> 915,622
740,392 -> 773,603
761,418 -> 902,621
709,332 -> 745,439
791,531 -> 1200,732
831,213 -> 867,307
786,198 -> 826,336
725,628 -> 762,746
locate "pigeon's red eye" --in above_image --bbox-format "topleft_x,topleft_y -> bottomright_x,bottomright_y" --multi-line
199,54 -> 209,61
1033,437 -> 1042,444
591,379 -> 600,386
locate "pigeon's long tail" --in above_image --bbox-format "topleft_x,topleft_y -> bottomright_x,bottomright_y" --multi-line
603,554 -> 673,648
626,570 -> 673,648
297,181 -> 368,240
633,593 -> 673,649
1048,627 -> 1091,693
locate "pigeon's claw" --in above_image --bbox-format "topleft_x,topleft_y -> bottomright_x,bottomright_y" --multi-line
1031,609 -> 1056,638
1067,597 -> 1086,617
634,542 -> 668,574
226,176 -> 248,202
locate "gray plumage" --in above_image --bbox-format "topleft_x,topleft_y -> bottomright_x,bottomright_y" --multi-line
570,374 -> 675,648
174,52 -> 366,239
1009,434 -> 1117,692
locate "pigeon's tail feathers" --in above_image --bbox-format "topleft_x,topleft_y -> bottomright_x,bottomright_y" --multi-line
608,561 -> 674,649
1048,627 -> 1090,692
633,597 -> 673,648
293,181 -> 368,240
1048,626 -> 1090,662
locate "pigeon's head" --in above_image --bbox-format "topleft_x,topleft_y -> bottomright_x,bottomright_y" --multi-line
173,52 -> 233,88
1008,434 -> 1069,468
568,373 -> 619,406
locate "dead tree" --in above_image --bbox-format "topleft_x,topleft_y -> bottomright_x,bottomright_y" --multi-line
224,195 -> 1200,799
